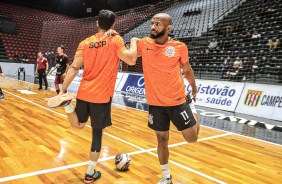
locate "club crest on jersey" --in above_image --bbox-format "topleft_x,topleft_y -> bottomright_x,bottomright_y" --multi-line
165,46 -> 175,57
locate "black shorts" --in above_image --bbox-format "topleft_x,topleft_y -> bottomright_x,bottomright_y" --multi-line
75,98 -> 112,129
148,100 -> 196,131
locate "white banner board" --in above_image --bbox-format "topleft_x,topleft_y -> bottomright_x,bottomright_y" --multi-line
115,73 -> 245,112
0,62 -> 34,77
184,79 -> 245,111
47,67 -> 83,85
236,83 -> 282,121
115,72 -> 124,90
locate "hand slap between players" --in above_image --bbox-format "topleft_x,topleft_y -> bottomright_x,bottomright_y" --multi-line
104,29 -> 119,38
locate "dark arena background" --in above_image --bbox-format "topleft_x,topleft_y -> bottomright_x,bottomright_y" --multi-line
0,0 -> 282,184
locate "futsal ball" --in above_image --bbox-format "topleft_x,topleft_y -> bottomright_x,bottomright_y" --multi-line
115,153 -> 131,171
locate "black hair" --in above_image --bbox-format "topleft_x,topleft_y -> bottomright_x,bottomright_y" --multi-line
98,10 -> 115,30
58,45 -> 65,51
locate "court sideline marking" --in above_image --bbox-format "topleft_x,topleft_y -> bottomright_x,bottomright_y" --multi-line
2,90 -> 228,184
114,103 -> 282,147
6,76 -> 282,146
0,132 -> 230,183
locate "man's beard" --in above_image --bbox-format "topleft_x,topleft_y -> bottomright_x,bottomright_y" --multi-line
151,28 -> 166,39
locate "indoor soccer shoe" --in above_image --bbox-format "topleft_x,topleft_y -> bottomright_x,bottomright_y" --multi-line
47,93 -> 76,108
0,94 -> 4,99
157,175 -> 173,184
186,91 -> 194,104
84,170 -> 101,183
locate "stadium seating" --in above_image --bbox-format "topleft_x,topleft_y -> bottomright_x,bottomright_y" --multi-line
0,2 -> 74,62
188,0 -> 282,84
0,0 -> 281,83
123,0 -> 243,42
39,2 -> 172,65
124,0 -> 281,84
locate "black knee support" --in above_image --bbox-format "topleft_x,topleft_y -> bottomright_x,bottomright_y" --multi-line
91,128 -> 103,152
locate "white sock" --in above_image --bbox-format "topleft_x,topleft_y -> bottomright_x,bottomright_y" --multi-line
64,103 -> 75,113
86,160 -> 97,175
160,163 -> 170,178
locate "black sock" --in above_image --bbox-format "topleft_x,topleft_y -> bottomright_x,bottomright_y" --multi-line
56,90 -> 60,95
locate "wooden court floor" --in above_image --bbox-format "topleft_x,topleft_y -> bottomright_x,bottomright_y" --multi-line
0,77 -> 281,184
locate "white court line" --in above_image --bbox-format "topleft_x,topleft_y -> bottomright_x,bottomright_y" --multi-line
148,151 -> 227,184
3,90 -> 68,118
0,133 -> 230,183
6,76 -> 282,147
5,78 -> 282,149
2,90 -> 228,184
113,103 -> 282,147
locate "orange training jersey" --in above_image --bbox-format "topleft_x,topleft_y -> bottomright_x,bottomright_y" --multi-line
137,37 -> 189,106
75,33 -> 127,103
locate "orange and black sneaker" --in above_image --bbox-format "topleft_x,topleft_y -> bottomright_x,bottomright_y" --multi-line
84,170 -> 101,183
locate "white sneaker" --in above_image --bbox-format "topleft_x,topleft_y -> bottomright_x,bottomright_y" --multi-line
157,175 -> 173,184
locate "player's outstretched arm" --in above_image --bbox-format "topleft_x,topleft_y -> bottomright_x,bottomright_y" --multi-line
60,56 -> 83,94
51,65 -> 57,73
181,62 -> 197,102
118,37 -> 139,66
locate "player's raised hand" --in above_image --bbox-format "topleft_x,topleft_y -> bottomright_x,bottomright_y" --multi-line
104,29 -> 119,38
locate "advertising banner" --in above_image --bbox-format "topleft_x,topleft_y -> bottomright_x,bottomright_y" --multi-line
236,83 -> 282,121
116,74 -> 244,112
115,72 -> 124,90
47,67 -> 83,85
119,74 -> 146,96
184,79 -> 245,111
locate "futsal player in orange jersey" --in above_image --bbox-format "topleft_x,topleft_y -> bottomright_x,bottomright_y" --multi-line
53,10 -> 139,183
137,13 -> 200,184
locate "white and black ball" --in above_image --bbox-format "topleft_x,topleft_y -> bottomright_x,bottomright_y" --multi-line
114,153 -> 131,171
